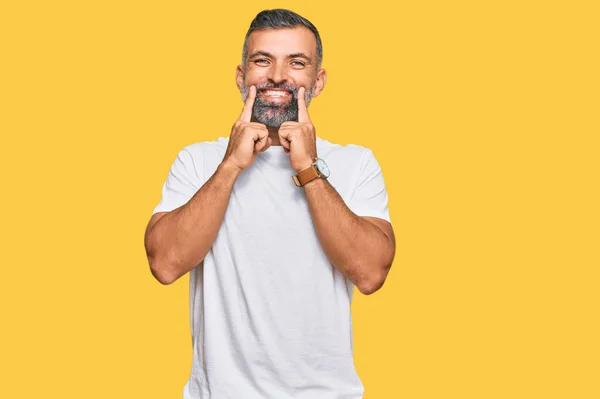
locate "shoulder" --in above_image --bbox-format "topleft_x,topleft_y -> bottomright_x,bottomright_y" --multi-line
175,136 -> 230,181
316,137 -> 370,156
182,136 -> 229,158
316,137 -> 375,165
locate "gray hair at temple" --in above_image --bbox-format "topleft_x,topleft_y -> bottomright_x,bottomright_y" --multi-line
241,9 -> 323,69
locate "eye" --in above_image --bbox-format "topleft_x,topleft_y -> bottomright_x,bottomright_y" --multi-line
254,58 -> 270,65
291,60 -> 306,67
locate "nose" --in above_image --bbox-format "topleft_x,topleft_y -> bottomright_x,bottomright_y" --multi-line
267,61 -> 286,83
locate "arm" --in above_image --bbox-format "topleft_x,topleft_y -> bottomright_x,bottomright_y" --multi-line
144,161 -> 241,285
145,85 -> 270,285
303,177 -> 396,295
277,87 -> 395,295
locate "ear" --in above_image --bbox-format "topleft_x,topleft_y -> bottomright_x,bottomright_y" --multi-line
235,65 -> 244,92
311,68 -> 327,98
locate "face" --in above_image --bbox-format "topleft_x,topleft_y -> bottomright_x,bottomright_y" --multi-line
236,27 -> 327,127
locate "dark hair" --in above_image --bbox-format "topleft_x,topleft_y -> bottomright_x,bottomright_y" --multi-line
242,9 -> 323,68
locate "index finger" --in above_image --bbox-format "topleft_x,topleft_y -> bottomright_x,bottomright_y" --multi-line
239,85 -> 256,122
297,86 -> 310,123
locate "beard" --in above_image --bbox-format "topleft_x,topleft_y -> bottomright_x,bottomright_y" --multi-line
240,80 -> 315,127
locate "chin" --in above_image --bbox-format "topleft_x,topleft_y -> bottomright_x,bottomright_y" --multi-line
255,115 -> 287,128
263,121 -> 283,128
254,108 -> 295,127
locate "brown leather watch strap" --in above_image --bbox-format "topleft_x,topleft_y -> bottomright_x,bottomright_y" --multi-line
292,165 -> 319,187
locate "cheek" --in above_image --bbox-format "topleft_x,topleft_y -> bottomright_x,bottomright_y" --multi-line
244,67 -> 267,84
290,72 -> 315,89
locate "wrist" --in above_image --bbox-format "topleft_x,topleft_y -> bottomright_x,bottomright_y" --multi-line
302,174 -> 327,188
218,159 -> 243,179
294,157 -> 317,173
292,157 -> 330,187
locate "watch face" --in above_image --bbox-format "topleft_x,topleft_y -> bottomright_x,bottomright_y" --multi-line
314,158 -> 330,178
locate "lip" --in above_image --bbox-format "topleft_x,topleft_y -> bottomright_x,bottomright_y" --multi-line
259,89 -> 292,104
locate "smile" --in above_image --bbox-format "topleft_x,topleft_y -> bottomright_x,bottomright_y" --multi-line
261,89 -> 291,98
265,91 -> 287,97
259,89 -> 293,105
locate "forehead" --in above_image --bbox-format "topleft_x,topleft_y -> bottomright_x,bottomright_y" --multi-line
246,26 -> 317,59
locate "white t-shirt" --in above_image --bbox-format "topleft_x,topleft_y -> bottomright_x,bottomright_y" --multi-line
153,136 -> 391,399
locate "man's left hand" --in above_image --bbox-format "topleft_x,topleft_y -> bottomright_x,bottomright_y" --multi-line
278,87 -> 318,172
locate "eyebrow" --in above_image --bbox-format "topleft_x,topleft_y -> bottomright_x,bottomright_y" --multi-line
248,51 -> 311,61
288,53 -> 311,61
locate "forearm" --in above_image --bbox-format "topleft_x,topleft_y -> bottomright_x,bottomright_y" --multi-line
146,161 -> 241,284
303,178 -> 394,294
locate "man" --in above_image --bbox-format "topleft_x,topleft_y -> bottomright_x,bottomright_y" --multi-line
144,9 -> 396,399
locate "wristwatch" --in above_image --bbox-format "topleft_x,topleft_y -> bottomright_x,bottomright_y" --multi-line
292,158 -> 330,187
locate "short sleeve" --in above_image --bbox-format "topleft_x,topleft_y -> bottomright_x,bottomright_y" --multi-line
348,149 -> 391,223
152,148 -> 202,214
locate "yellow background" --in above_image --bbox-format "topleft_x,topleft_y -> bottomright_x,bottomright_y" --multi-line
1,0 -> 598,398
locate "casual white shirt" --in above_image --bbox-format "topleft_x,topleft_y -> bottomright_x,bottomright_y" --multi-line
153,136 -> 391,399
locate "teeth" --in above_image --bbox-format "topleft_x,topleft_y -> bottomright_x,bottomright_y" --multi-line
264,90 -> 288,97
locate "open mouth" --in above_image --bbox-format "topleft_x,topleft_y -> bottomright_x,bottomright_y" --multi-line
260,89 -> 293,103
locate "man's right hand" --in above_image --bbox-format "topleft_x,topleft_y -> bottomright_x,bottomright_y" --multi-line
222,85 -> 272,172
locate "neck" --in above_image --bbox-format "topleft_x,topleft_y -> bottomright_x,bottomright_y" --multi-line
266,126 -> 283,146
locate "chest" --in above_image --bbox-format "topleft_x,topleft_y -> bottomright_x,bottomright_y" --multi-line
226,163 -> 315,237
